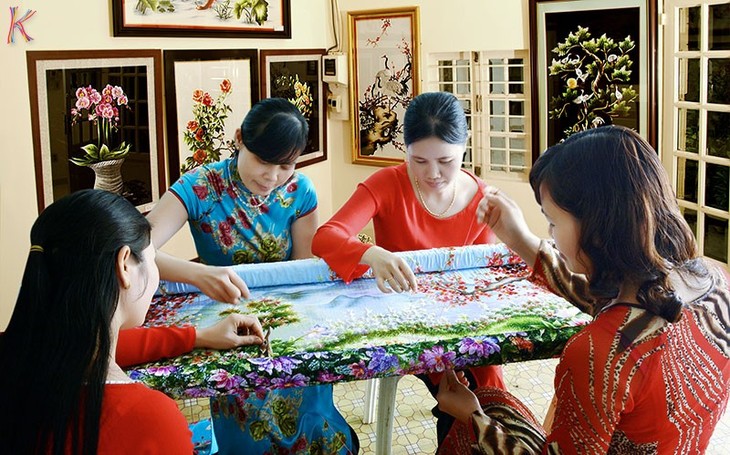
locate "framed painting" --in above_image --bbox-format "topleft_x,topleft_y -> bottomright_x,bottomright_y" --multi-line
26,49 -> 165,214
528,0 -> 657,161
348,7 -> 420,166
111,0 -> 291,38
260,48 -> 327,168
164,49 -> 259,182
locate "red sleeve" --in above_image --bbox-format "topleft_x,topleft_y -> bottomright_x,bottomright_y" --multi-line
116,326 -> 196,367
312,183 -> 378,282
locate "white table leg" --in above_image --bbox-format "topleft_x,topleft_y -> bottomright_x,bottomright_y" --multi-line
363,378 -> 379,424
375,375 -> 401,455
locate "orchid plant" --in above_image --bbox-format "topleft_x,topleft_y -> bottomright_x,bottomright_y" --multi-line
548,26 -> 638,138
69,84 -> 132,166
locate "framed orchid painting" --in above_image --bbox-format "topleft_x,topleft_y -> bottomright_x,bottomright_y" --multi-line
260,48 -> 327,168
529,0 -> 658,160
111,0 -> 291,38
348,7 -> 420,166
163,49 -> 259,182
26,49 -> 165,214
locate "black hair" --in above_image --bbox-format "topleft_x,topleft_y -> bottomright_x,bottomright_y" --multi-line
0,189 -> 151,454
240,97 -> 309,164
530,125 -> 705,322
403,91 -> 468,146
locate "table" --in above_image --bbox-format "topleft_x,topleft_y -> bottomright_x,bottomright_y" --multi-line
129,244 -> 590,454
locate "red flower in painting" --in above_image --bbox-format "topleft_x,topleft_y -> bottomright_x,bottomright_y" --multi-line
186,120 -> 199,131
192,89 -> 204,103
193,149 -> 207,164
220,79 -> 232,93
192,185 -> 208,200
202,93 -> 213,106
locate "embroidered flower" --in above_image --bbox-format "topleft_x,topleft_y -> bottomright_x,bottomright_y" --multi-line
200,222 -> 213,234
419,345 -> 455,372
206,171 -> 226,196
287,181 -> 298,193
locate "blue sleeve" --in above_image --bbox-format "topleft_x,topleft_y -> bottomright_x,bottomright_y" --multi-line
294,173 -> 318,218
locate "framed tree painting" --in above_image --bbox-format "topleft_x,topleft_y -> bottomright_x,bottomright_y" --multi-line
26,49 -> 165,214
164,49 -> 259,182
260,48 -> 327,168
111,0 -> 291,38
529,0 -> 657,160
348,7 -> 420,166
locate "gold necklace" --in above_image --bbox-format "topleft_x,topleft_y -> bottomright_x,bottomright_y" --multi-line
414,176 -> 457,218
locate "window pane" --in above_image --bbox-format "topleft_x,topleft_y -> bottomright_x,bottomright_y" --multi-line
710,3 -> 730,51
438,60 -> 453,67
708,59 -> 730,104
708,111 -> 730,158
458,99 -> 471,112
508,66 -> 524,82
509,117 -> 525,133
439,66 -> 454,82
456,82 -> 471,95
510,138 -> 526,150
456,66 -> 470,82
439,83 -> 454,93
510,151 -> 525,167
491,137 -> 506,149
705,163 -> 729,211
456,59 -> 469,66
509,101 -> 524,116
676,157 -> 699,203
490,100 -> 505,115
490,148 -> 506,165
490,83 -> 505,94
679,58 -> 700,102
508,82 -> 524,94
677,108 -> 699,154
704,214 -> 728,263
679,6 -> 701,52
508,58 -> 524,66
490,66 -> 505,82
489,58 -> 505,66
681,207 -> 698,238
490,117 -> 505,131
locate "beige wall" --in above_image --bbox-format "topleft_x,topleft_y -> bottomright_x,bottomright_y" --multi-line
0,0 -> 546,330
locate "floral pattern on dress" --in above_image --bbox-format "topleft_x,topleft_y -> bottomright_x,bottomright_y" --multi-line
170,156 -> 317,267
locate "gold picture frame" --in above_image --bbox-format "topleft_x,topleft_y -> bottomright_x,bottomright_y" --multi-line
348,7 -> 420,166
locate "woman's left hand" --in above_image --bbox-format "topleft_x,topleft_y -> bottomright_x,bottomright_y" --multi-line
194,314 -> 265,349
436,369 -> 482,423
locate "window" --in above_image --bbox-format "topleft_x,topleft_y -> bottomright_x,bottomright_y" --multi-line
428,51 -> 531,180
664,0 -> 730,267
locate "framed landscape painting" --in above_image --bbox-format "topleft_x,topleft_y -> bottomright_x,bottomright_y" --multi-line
112,0 -> 291,38
260,48 -> 327,168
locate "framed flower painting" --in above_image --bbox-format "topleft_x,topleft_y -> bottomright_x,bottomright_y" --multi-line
163,49 -> 259,182
259,49 -> 327,168
26,49 -> 165,213
348,7 -> 420,166
528,0 -> 658,160
111,0 -> 291,39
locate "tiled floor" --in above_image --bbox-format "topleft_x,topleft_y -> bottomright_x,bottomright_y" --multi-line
178,358 -> 730,454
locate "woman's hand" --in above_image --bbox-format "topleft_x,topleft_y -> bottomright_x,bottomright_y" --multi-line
194,314 -> 264,349
360,246 -> 418,293
191,264 -> 251,303
436,369 -> 481,424
477,187 -> 540,266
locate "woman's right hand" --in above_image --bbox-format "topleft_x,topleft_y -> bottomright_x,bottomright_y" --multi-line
192,264 -> 251,303
194,314 -> 265,349
477,187 -> 540,266
360,246 -> 418,293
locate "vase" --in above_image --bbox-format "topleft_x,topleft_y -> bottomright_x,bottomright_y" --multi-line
88,158 -> 125,194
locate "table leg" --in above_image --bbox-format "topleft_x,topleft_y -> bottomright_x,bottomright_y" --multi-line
375,375 -> 401,455
363,378 -> 379,424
